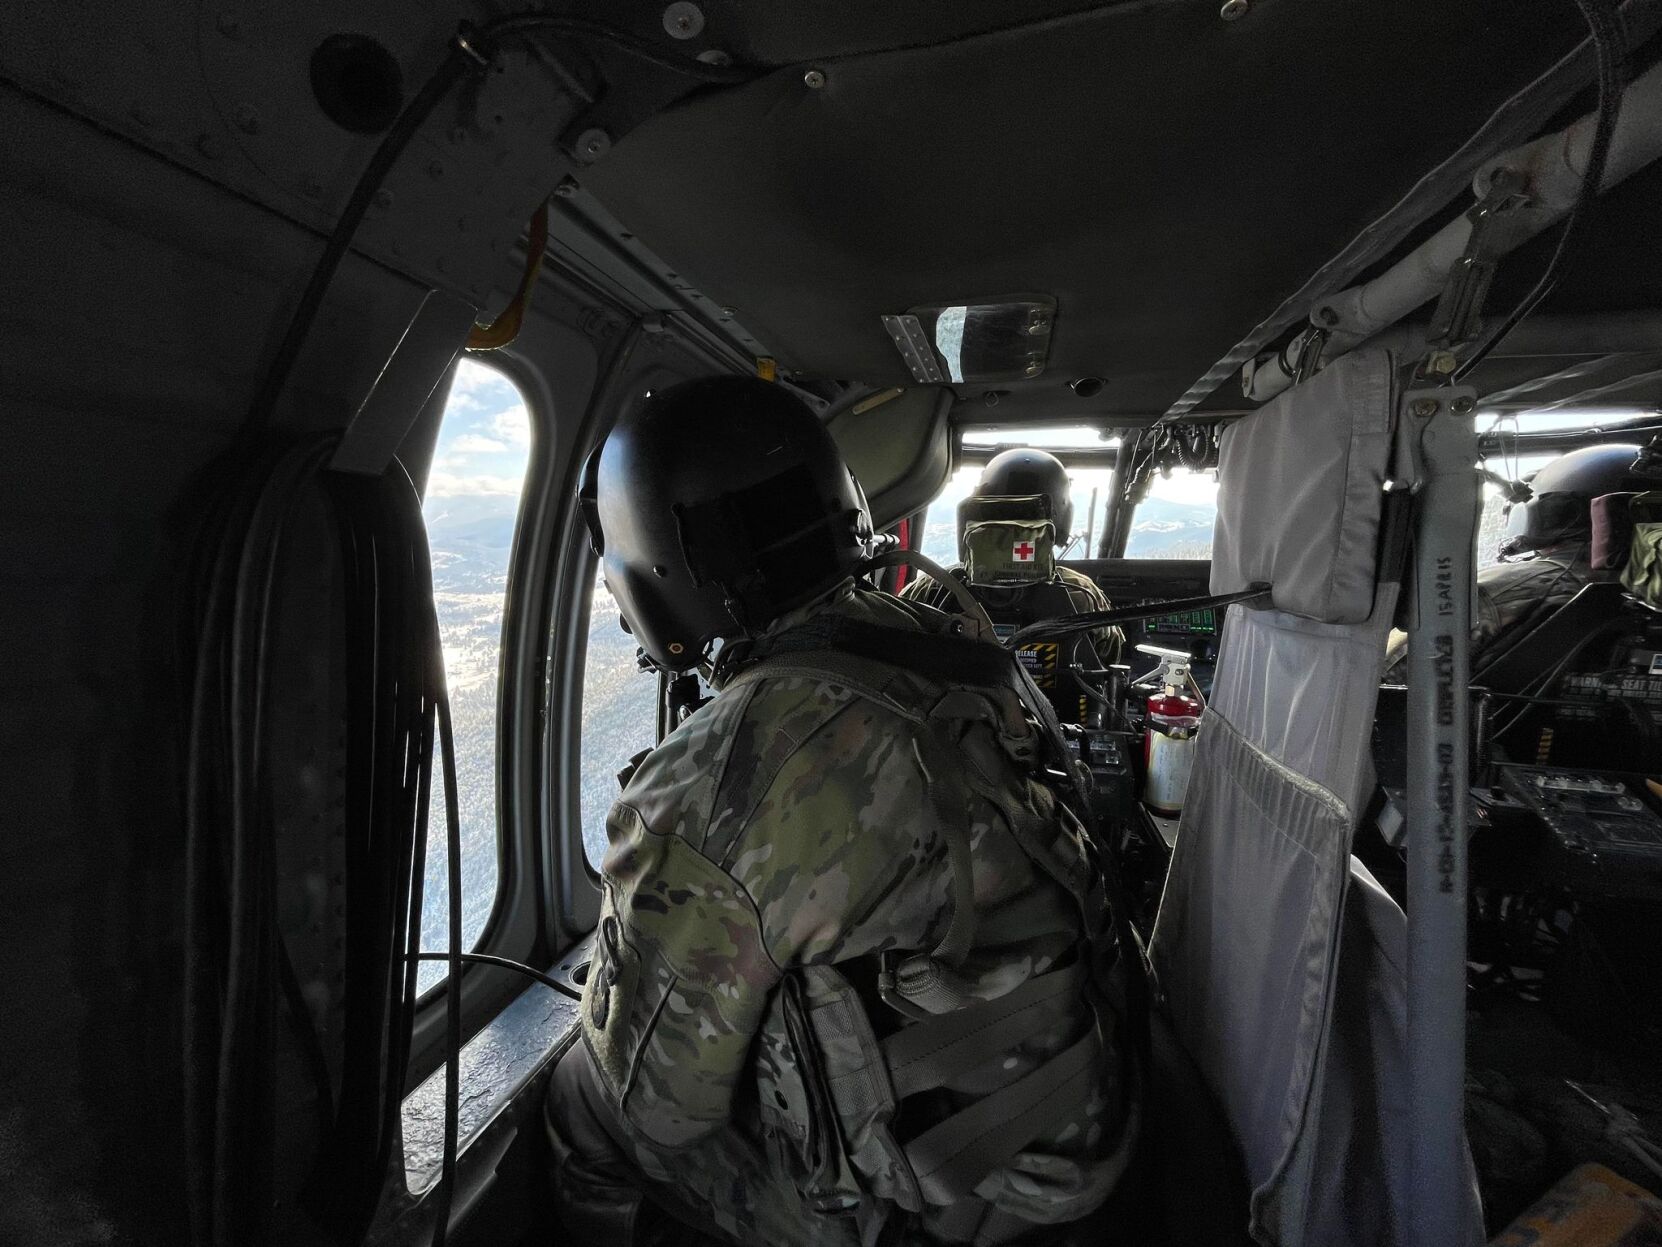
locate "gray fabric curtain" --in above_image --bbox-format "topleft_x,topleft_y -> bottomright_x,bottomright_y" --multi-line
1150,351 -> 1483,1246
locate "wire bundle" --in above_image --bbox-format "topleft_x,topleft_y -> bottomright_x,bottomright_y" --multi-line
182,443 -> 451,1245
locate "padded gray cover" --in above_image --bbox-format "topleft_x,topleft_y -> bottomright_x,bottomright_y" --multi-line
1211,348 -> 1397,625
1152,351 -> 1483,1245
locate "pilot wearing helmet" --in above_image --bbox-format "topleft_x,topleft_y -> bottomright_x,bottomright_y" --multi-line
1383,443 -> 1651,677
546,377 -> 1136,1246
902,448 -> 1123,724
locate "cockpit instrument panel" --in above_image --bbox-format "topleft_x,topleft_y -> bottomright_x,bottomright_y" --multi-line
1139,605 -> 1218,637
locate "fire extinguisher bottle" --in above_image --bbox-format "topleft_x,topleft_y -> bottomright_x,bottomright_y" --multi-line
1143,655 -> 1202,816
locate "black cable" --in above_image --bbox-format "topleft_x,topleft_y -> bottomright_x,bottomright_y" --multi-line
1455,0 -> 1628,380
1010,585 -> 1270,646
411,953 -> 585,1001
243,17 -> 756,438
477,15 -> 756,83
242,50 -> 477,436
184,439 -> 339,1246
185,446 -> 463,1245
428,691 -> 464,1247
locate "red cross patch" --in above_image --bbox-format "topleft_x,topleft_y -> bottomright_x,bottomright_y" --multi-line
1012,540 -> 1036,562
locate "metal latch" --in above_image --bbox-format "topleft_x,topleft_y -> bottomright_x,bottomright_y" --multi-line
1421,167 -> 1531,376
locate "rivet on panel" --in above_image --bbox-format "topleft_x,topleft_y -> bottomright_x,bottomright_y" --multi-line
1220,0 -> 1250,19
576,128 -> 611,161
662,2 -> 704,40
803,68 -> 827,89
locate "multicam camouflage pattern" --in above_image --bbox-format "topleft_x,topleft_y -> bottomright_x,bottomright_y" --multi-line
1621,493 -> 1662,608
1382,541 -> 1592,678
553,582 -> 1133,1246
901,564 -> 1124,667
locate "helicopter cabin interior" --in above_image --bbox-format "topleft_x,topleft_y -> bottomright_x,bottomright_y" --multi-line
3,1 -> 1662,1245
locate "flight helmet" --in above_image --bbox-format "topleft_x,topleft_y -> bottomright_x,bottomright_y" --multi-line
580,376 -> 872,669
1502,443 -> 1649,554
974,448 -> 1074,548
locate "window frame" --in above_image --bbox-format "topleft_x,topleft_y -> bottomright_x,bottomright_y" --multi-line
536,341 -> 737,956
402,323 -> 600,1085
412,356 -> 537,997
574,561 -> 662,874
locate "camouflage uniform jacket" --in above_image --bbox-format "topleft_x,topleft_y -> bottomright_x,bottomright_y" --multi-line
900,564 -> 1124,667
1382,543 -> 1591,679
558,582 -> 1134,1246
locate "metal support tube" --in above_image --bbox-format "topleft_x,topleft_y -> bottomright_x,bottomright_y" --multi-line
1404,391 -> 1480,1247
1524,363 -> 1662,414
1476,351 -> 1646,407
1241,58 -> 1662,405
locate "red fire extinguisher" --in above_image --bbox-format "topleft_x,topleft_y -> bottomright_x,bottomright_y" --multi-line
1139,645 -> 1203,816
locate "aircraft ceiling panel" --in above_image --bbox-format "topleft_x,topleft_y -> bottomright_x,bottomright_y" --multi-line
577,0 -> 1605,412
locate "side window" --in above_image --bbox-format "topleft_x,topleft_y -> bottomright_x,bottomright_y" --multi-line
1126,468 -> 1219,559
579,570 -> 659,867
418,360 -> 533,989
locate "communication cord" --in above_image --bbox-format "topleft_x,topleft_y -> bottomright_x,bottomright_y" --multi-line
183,445 -> 452,1246
1456,0 -> 1629,379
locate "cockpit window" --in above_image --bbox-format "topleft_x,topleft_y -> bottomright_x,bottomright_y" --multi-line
1125,468 -> 1219,559
417,360 -> 532,989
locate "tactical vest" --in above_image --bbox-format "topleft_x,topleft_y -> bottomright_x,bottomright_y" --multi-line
709,613 -> 1142,1242
939,564 -> 1108,729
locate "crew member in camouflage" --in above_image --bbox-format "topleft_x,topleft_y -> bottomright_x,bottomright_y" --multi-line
902,448 -> 1122,679
546,378 -> 1136,1246
1382,444 -> 1650,679
902,562 -> 1122,668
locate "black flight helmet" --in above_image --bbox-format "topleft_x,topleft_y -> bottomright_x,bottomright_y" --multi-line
1502,443 -> 1649,554
580,376 -> 872,670
975,448 -> 1074,547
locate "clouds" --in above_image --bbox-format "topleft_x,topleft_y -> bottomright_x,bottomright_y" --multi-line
426,362 -> 532,497
489,403 -> 531,448
450,433 -> 510,456
427,469 -> 528,498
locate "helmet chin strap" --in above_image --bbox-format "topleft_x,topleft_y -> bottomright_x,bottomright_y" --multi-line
861,547 -> 997,638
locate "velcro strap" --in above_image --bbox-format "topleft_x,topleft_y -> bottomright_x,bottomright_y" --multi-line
882,962 -> 1085,1100
904,1027 -> 1100,1205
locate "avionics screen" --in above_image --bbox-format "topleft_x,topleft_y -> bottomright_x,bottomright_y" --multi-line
1142,606 -> 1216,636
